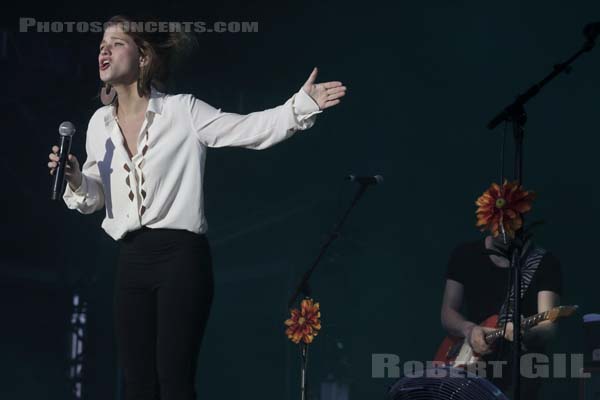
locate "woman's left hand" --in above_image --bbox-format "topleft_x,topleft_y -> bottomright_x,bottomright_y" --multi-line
302,67 -> 347,110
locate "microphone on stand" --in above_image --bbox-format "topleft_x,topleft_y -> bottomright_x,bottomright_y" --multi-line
583,21 -> 600,43
346,174 -> 384,186
51,121 -> 76,200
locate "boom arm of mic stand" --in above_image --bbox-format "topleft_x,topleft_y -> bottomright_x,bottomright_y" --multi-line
487,40 -> 596,130
484,31 -> 596,400
287,184 -> 369,309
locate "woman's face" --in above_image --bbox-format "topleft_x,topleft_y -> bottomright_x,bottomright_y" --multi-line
99,24 -> 143,85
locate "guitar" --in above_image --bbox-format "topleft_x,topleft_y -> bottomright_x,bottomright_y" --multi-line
434,305 -> 578,367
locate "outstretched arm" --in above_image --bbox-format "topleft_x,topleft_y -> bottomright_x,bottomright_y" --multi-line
189,68 -> 347,150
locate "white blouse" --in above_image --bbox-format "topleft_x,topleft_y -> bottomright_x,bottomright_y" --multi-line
63,86 -> 322,240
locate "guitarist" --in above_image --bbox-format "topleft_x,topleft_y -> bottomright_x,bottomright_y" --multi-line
440,233 -> 562,398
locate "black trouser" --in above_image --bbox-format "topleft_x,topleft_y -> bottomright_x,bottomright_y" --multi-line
114,227 -> 214,400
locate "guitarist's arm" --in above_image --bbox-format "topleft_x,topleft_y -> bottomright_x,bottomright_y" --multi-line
503,290 -> 560,345
524,251 -> 562,345
441,279 -> 472,337
441,279 -> 493,355
528,290 -> 560,343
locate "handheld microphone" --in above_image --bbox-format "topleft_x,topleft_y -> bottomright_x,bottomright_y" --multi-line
346,174 -> 384,185
51,121 -> 76,200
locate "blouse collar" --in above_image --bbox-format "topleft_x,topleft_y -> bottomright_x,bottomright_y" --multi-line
104,86 -> 165,127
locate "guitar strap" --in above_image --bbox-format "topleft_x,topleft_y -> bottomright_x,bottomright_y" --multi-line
497,246 -> 547,326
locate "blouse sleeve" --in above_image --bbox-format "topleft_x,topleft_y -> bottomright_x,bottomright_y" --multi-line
62,119 -> 105,214
187,87 -> 322,150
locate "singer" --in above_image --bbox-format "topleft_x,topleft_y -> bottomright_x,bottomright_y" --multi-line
47,15 -> 346,400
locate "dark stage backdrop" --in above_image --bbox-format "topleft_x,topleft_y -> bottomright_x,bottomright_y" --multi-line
1,1 -> 599,399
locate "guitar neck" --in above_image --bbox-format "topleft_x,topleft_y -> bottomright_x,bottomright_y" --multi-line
484,310 -> 549,343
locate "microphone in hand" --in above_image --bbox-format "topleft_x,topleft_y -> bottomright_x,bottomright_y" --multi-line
50,121 -> 76,200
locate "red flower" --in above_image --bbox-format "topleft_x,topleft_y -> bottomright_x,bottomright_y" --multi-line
475,180 -> 535,238
285,298 -> 322,344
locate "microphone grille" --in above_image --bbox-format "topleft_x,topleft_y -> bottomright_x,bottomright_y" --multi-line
59,121 -> 76,137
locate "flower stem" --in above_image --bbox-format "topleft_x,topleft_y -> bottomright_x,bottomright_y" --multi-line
300,342 -> 309,400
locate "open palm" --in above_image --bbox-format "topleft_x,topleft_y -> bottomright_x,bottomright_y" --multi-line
302,67 -> 347,110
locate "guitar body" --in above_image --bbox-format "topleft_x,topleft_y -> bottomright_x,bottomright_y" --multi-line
434,314 -> 499,366
434,305 -> 577,367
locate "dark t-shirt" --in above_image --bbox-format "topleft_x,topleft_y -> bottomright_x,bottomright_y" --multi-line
446,239 -> 562,325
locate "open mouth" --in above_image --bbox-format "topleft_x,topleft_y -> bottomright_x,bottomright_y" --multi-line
100,61 -> 111,71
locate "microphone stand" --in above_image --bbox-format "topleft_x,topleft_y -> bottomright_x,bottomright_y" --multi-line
287,182 -> 373,308
287,181 -> 375,400
486,33 -> 596,400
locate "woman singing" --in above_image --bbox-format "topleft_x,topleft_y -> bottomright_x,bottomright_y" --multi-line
47,15 -> 346,400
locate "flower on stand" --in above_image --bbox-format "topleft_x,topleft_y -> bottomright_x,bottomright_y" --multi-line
475,180 -> 535,238
285,298 -> 322,344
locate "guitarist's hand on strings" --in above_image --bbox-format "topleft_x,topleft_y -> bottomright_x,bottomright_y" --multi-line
504,322 -> 514,342
465,325 -> 495,355
502,322 -> 525,342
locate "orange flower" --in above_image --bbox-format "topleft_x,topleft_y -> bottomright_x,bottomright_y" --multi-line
285,298 -> 322,344
475,180 -> 535,238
